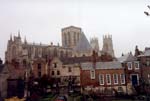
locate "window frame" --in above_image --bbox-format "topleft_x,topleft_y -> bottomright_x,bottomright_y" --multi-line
57,70 -> 60,75
51,71 -> 55,75
120,74 -> 125,84
127,62 -> 132,70
134,61 -> 139,70
90,69 -> 95,79
106,74 -> 111,85
113,74 -> 118,85
99,74 -> 104,85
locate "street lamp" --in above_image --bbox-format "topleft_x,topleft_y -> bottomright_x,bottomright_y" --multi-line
144,5 -> 150,16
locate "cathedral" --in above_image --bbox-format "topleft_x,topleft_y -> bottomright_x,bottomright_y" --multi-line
5,26 -> 115,79
5,26 -> 114,63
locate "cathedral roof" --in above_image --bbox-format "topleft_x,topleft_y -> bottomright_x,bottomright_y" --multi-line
74,33 -> 92,52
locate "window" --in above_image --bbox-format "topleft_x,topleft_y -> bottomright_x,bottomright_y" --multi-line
64,33 -> 67,45
134,61 -> 139,69
120,74 -> 125,84
68,32 -> 71,45
57,71 -> 60,75
148,74 -> 150,79
52,71 -> 54,75
53,63 -> 57,68
146,61 -> 150,66
74,32 -> 76,45
38,63 -> 41,70
118,87 -> 123,92
38,72 -> 41,78
99,74 -> 104,85
106,74 -> 111,85
68,67 -> 72,72
127,62 -> 132,70
113,74 -> 118,84
90,70 -> 95,79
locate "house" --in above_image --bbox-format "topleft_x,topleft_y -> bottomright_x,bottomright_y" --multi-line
118,52 -> 141,95
118,53 -> 140,86
32,58 -> 48,78
138,47 -> 150,84
80,61 -> 126,95
49,57 -> 81,87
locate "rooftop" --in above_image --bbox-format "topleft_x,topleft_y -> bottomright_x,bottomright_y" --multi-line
74,33 -> 92,52
81,61 -> 123,70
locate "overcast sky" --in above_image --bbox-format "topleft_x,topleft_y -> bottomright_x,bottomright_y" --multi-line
0,0 -> 150,61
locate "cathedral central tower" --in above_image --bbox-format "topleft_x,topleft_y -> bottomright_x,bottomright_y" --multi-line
61,26 -> 82,48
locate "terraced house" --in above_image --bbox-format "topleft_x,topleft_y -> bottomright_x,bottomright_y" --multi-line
80,61 -> 126,95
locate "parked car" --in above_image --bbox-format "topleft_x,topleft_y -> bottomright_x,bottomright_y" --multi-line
55,96 -> 67,101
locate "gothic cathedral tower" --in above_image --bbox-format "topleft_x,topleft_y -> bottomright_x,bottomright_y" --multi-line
90,37 -> 99,52
61,26 -> 82,48
102,35 -> 115,57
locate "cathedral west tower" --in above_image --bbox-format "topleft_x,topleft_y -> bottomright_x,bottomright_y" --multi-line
102,35 -> 115,57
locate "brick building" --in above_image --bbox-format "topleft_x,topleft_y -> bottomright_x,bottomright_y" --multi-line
80,61 -> 126,94
138,47 -> 150,84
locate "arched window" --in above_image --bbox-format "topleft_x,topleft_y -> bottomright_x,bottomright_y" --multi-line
54,48 -> 57,56
60,51 -> 64,57
74,32 -> 76,45
12,46 -> 17,58
52,71 -> 54,75
68,32 -> 71,46
57,71 -> 60,75
64,33 -> 67,46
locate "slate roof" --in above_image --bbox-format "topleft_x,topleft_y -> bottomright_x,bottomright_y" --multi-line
117,53 -> 136,63
60,56 -> 92,65
81,61 -> 123,70
74,33 -> 92,52
144,50 -> 150,56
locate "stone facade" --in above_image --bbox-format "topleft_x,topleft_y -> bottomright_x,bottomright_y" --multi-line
90,37 -> 99,53
4,25 -> 116,94
49,57 -> 80,86
62,26 -> 82,48
0,60 -> 9,98
102,35 -> 115,57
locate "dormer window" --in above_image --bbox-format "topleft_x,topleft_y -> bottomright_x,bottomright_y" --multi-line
90,69 -> 95,79
134,61 -> 139,69
127,62 -> 132,70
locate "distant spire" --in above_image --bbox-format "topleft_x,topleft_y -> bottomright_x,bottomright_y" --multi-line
18,30 -> 21,38
57,43 -> 60,46
10,34 -> 12,41
24,36 -> 27,44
